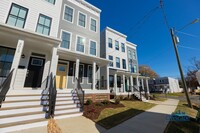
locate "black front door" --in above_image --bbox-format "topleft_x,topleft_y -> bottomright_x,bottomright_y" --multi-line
24,57 -> 45,88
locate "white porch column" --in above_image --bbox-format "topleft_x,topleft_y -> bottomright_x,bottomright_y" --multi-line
146,79 -> 150,94
127,77 -> 129,92
141,78 -> 144,92
49,47 -> 58,77
123,75 -> 125,92
74,58 -> 80,89
92,62 -> 96,90
10,40 -> 24,89
130,75 -> 133,92
136,76 -> 139,90
107,65 -> 109,91
114,73 -> 117,93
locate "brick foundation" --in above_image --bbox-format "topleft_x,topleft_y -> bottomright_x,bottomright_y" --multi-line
84,93 -> 110,103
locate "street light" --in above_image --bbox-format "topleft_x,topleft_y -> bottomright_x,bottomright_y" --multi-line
170,18 -> 199,108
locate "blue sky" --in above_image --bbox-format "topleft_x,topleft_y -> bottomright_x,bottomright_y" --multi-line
86,0 -> 200,78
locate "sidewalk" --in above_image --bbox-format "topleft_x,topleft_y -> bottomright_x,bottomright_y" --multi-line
104,99 -> 179,133
11,116 -> 106,133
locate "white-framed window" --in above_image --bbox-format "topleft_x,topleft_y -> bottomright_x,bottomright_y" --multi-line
76,36 -> 85,53
61,31 -> 71,49
45,0 -> 55,4
128,50 -> 132,58
90,40 -> 96,56
64,5 -> 74,23
87,65 -> 92,83
36,14 -> 52,35
133,51 -> 136,59
73,63 -> 84,83
108,55 -> 113,67
78,12 -> 86,27
116,57 -> 120,68
108,38 -> 112,48
90,18 -> 96,32
115,40 -> 119,50
121,43 -> 125,52
122,59 -> 126,69
6,3 -> 28,28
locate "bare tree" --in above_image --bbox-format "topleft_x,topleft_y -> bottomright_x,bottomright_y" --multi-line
186,57 -> 200,88
139,65 -> 159,78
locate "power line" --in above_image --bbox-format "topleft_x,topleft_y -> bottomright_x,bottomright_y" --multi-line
178,45 -> 200,51
160,0 -> 170,30
103,5 -> 160,57
176,30 -> 199,38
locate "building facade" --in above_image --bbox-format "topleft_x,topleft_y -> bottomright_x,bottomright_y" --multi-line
100,27 -> 149,96
149,77 -> 181,93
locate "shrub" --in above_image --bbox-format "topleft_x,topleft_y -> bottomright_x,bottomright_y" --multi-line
86,99 -> 93,105
123,97 -> 130,100
114,97 -> 120,104
95,102 -> 104,106
102,100 -> 110,105
119,95 -> 124,100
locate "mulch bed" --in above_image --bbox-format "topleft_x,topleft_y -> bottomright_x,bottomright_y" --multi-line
83,102 -> 124,120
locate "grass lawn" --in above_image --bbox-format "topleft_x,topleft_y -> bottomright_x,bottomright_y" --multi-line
166,92 -> 186,97
164,101 -> 200,133
95,101 -> 155,129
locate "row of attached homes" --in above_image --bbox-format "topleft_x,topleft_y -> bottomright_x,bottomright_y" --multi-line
0,0 -> 150,100
0,0 -> 150,131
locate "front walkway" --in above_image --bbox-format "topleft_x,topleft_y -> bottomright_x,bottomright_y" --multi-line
104,99 -> 179,133
11,99 -> 178,133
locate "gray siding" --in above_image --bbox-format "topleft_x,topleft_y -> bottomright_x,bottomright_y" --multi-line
58,0 -> 100,57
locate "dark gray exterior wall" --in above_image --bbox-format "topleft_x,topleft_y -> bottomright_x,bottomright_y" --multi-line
126,46 -> 138,73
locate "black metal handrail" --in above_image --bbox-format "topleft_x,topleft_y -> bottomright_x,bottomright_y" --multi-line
0,69 -> 14,107
75,78 -> 84,112
46,73 -> 57,118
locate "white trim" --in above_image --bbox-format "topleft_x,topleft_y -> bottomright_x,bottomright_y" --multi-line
89,39 -> 97,56
116,57 -> 121,69
59,29 -> 72,50
121,42 -> 126,53
62,4 -> 75,24
87,65 -> 92,84
89,17 -> 97,33
115,40 -> 120,51
72,63 -> 84,84
77,11 -> 87,29
108,55 -> 113,68
41,0 -> 56,5
75,34 -> 86,54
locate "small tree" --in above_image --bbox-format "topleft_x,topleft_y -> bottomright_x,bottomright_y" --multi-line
139,65 -> 159,78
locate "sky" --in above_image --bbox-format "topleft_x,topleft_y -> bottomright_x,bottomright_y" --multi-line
86,0 -> 200,78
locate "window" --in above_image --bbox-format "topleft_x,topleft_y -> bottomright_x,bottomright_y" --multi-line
109,75 -> 114,87
108,38 -> 112,48
133,65 -> 137,73
133,51 -> 136,59
122,59 -> 126,69
76,36 -> 85,52
116,57 -> 120,68
73,64 -> 84,83
128,50 -> 132,58
90,41 -> 96,55
117,76 -> 121,87
108,55 -> 113,67
90,18 -> 96,32
0,47 -> 15,77
6,4 -> 28,28
78,12 -> 86,27
31,59 -> 43,66
45,0 -> 55,4
61,31 -> 70,49
115,41 -> 119,50
36,14 -> 52,35
64,6 -> 73,22
121,43 -> 125,52
87,65 -> 92,83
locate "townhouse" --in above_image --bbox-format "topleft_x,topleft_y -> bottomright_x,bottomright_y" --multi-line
100,27 -> 150,98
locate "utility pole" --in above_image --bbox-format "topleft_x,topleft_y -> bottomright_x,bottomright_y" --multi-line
170,28 -> 193,108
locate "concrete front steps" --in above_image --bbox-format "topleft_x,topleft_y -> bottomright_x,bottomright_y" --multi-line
54,90 -> 82,119
0,91 -> 47,133
0,90 -> 82,133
